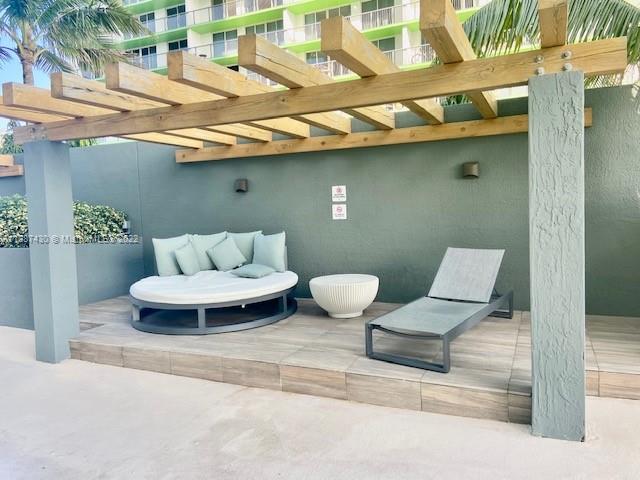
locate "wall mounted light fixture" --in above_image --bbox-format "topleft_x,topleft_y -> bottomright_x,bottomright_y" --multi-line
463,162 -> 480,179
234,178 -> 249,192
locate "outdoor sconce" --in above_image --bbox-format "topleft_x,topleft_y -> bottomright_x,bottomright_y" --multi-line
234,178 -> 249,193
463,162 -> 480,179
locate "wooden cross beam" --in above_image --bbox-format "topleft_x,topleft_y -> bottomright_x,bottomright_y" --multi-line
13,38 -> 626,144
238,34 -> 396,130
3,82 -> 235,146
176,109 -> 593,163
51,73 -> 271,142
321,16 -> 444,124
106,62 -> 310,139
167,50 -> 352,135
539,0 -> 569,47
420,0 -> 498,118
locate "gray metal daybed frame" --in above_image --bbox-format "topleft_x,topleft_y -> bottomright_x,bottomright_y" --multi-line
365,248 -> 514,373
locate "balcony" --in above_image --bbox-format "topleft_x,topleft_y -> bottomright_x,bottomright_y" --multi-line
192,0 -> 284,25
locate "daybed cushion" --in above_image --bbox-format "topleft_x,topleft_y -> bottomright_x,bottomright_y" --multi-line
207,237 -> 246,271
189,232 -> 227,270
228,231 -> 262,263
152,234 -> 189,276
130,270 -> 298,305
174,243 -> 200,276
253,232 -> 286,272
231,263 -> 275,279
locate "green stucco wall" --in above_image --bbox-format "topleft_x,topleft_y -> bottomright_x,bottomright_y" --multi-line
6,85 -> 637,317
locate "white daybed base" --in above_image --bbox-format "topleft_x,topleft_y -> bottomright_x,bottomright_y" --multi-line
130,271 -> 298,335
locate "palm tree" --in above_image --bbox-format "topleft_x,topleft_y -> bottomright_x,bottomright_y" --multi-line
463,0 -> 640,86
0,0 -> 144,85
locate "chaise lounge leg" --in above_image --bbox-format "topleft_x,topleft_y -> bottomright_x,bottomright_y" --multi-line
279,294 -> 287,313
365,323 -> 374,357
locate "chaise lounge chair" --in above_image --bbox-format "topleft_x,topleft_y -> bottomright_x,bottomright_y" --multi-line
365,248 -> 513,373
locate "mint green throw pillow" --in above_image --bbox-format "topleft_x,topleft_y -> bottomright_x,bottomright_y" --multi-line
152,234 -> 189,276
189,232 -> 227,270
253,232 -> 286,272
174,243 -> 200,276
228,231 -> 262,263
207,237 -> 247,271
231,264 -> 275,279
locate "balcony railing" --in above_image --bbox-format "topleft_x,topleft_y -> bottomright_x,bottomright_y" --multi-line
451,0 -> 481,9
383,44 -> 437,66
193,0 -> 283,24
124,12 -> 188,40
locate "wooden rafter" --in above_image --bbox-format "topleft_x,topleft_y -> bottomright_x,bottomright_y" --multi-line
177,109 -> 593,163
2,83 -> 228,146
0,89 -> 205,149
105,62 -> 310,139
0,165 -> 23,177
321,16 -> 444,124
51,73 -> 253,143
539,0 -> 568,47
14,38 -> 624,144
0,154 -> 15,166
238,34 -> 396,130
420,0 -> 498,118
167,51 -> 352,135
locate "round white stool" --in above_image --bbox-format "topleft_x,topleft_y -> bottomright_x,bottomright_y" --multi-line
309,274 -> 379,318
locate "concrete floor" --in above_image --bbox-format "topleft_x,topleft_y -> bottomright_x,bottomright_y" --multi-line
1,326 -> 639,480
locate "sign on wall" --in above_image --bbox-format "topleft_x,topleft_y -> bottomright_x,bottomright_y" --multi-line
332,204 -> 347,220
332,185 -> 347,202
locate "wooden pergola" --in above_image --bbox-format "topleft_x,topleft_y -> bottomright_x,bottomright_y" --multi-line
0,0 -> 629,442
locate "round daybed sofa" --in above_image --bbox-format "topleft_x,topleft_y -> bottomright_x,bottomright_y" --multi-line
130,270 -> 298,334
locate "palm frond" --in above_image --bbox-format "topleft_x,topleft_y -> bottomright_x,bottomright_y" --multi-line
34,48 -> 73,73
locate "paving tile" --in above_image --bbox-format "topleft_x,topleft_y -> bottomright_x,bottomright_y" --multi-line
222,358 -> 281,390
599,372 -> 640,400
69,340 -> 124,367
123,346 -> 171,374
281,365 -> 347,400
421,383 -> 509,422
347,373 -> 422,411
170,351 -> 223,382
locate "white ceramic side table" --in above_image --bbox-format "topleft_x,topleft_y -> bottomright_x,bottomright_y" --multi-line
309,274 -> 379,318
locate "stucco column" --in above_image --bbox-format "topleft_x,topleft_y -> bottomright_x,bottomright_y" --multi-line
24,141 -> 79,363
528,71 -> 586,441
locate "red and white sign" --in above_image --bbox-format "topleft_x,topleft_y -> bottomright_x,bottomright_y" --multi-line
332,204 -> 347,220
332,185 -> 347,202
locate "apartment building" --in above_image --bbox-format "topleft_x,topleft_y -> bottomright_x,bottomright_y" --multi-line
118,0 -> 487,84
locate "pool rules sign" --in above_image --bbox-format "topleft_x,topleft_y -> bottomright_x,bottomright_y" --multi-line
332,185 -> 347,220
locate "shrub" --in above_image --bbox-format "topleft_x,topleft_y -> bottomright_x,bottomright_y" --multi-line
0,194 -> 127,247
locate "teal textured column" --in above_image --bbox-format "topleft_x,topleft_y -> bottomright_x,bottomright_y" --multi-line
24,141 -> 79,363
528,71 -> 586,441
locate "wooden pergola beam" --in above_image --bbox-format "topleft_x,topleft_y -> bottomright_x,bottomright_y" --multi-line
0,90 -> 205,149
167,51 -> 352,135
420,0 -> 498,118
177,109 -> 593,163
51,73 -> 253,143
238,34 -> 395,130
321,16 -> 444,124
0,165 -> 23,177
105,62 -> 309,139
4,82 -> 232,146
14,38 -> 626,143
539,0 -> 568,48
0,154 -> 15,166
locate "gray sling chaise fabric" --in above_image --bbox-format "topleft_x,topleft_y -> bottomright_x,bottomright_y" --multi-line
366,248 -> 513,373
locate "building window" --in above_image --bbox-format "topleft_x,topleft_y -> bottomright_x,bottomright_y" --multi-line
212,30 -> 238,57
166,4 -> 187,29
361,0 -> 395,29
212,0 -> 239,21
168,39 -> 188,51
126,46 -> 157,69
139,12 -> 156,33
361,0 -> 394,13
372,37 -> 395,52
246,20 -> 284,44
304,6 -> 351,25
306,51 -> 328,65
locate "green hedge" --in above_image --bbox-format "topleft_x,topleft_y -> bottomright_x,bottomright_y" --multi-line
0,194 -> 127,247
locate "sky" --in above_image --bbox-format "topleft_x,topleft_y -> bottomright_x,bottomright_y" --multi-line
0,37 -> 50,132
